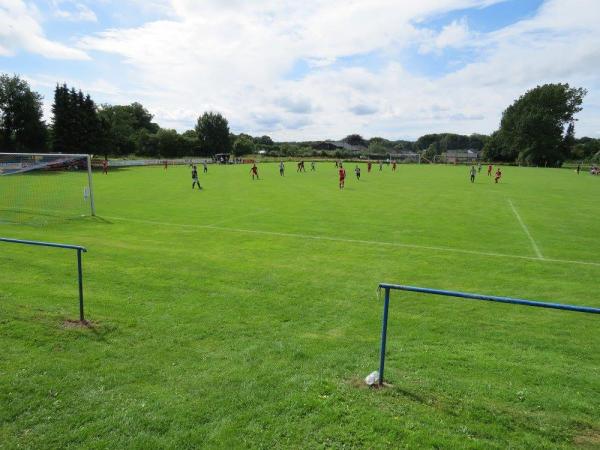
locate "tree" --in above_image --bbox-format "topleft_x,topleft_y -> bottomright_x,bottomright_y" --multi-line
256,135 -> 273,146
128,102 -> 159,133
233,135 -> 256,156
133,129 -> 159,157
181,131 -> 202,156
0,74 -> 47,151
497,83 -> 586,165
415,134 -> 440,151
561,122 -> 576,161
368,138 -> 389,154
342,134 -> 367,147
155,128 -> 184,157
393,140 -> 414,152
423,141 -> 441,161
468,134 -> 488,151
52,84 -> 104,154
195,112 -> 232,155
482,131 -> 516,162
572,137 -> 600,160
98,103 -> 159,156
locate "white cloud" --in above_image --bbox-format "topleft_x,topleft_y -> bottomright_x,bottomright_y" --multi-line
31,0 -> 600,139
53,1 -> 97,22
0,0 -> 89,59
420,17 -> 473,54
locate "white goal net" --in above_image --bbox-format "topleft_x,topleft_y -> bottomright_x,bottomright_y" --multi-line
393,153 -> 421,164
0,153 -> 95,224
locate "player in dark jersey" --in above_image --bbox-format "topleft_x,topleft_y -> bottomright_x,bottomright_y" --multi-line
279,161 -> 285,176
470,165 -> 476,183
203,161 -> 208,173
355,165 -> 361,180
192,165 -> 201,189
250,163 -> 259,180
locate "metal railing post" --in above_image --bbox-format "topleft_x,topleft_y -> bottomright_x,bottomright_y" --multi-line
77,248 -> 85,322
378,287 -> 390,386
1,238 -> 88,322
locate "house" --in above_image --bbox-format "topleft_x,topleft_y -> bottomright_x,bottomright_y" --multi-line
446,149 -> 479,163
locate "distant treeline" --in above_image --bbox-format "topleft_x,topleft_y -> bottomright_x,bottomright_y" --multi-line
1,74 -> 598,164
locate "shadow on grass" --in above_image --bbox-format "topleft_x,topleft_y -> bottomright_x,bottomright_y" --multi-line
60,317 -> 117,342
87,215 -> 113,225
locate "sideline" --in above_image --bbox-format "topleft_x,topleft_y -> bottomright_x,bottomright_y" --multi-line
508,199 -> 544,259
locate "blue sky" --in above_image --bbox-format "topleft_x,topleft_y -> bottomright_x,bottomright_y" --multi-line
1,0 -> 599,140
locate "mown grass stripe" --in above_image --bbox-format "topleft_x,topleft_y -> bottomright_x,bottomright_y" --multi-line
103,215 -> 600,267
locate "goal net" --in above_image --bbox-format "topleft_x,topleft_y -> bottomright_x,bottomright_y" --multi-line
393,153 -> 421,164
0,153 -> 95,224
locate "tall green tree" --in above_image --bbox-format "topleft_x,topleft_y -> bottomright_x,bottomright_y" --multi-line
233,134 -> 256,156
155,128 -> 183,157
52,84 -> 104,154
0,74 -> 47,151
497,83 -> 586,165
195,112 -> 232,155
572,137 -> 600,160
343,134 -> 367,147
98,103 -> 159,156
482,130 -> 516,162
256,135 -> 273,146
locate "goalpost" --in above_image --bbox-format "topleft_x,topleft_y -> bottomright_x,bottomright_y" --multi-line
392,153 -> 421,164
0,153 -> 95,224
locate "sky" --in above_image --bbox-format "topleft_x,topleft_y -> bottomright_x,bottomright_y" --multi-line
1,0 -> 599,141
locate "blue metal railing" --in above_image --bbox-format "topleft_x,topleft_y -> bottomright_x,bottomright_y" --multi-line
1,238 -> 88,322
377,283 -> 600,386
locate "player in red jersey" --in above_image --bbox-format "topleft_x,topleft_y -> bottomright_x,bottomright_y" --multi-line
392,161 -> 397,171
250,163 -> 259,180
164,160 -> 168,170
102,159 -> 109,174
487,164 -> 493,176
338,165 -> 346,189
367,161 -> 372,173
494,168 -> 502,183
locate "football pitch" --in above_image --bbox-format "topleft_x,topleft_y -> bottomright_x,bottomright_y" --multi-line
1,163 -> 599,448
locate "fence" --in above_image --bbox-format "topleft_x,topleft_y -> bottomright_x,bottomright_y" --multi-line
376,283 -> 600,386
1,238 -> 88,322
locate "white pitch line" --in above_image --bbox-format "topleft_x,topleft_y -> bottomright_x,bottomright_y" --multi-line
206,209 -> 268,227
508,199 -> 543,259
103,215 -> 600,267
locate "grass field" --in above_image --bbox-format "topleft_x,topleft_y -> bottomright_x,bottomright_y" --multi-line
1,162 -> 599,449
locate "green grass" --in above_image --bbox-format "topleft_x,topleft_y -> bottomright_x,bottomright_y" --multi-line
1,163 -> 599,449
